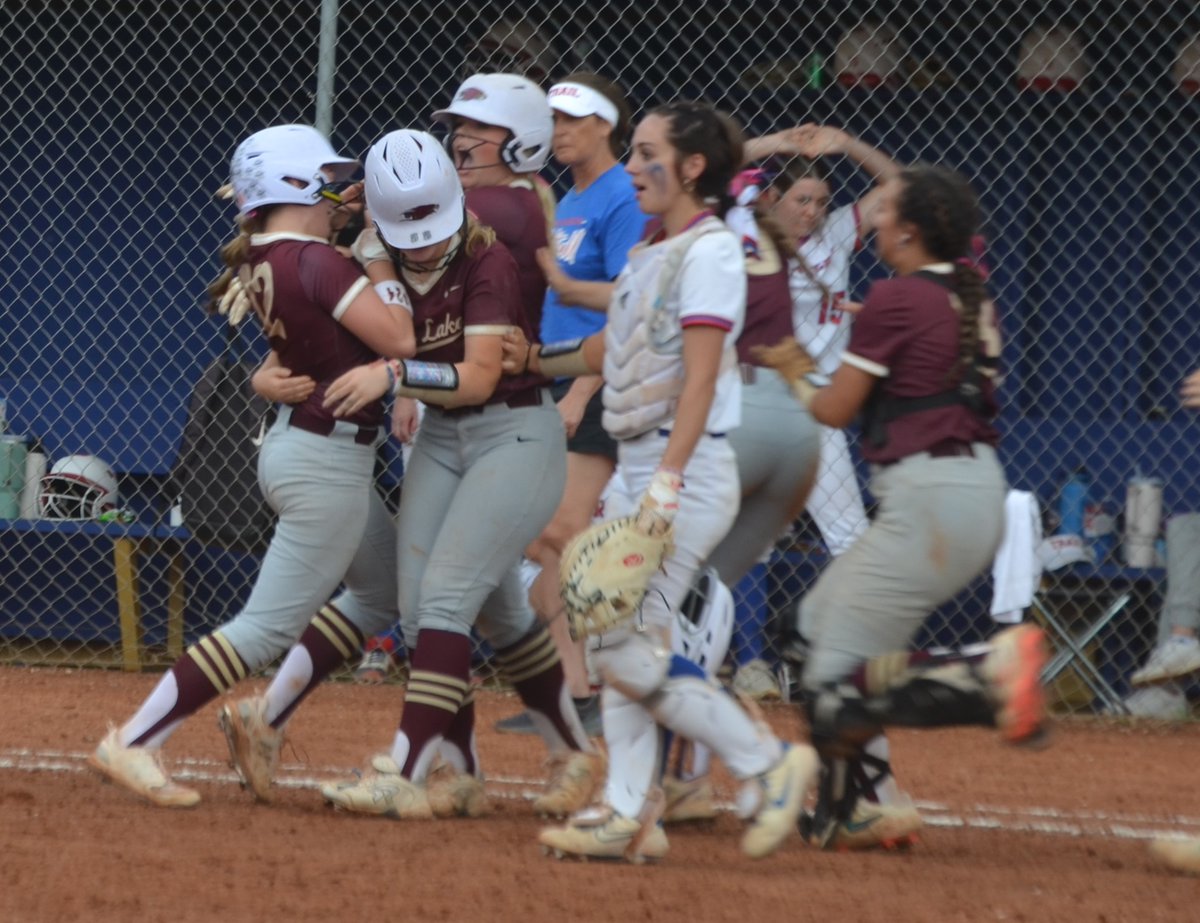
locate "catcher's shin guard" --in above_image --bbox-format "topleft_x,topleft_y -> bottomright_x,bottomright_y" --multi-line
857,652 -> 997,730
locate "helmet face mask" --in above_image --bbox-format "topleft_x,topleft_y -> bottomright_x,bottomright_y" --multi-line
365,129 -> 466,253
431,73 -> 553,174
230,124 -> 360,217
39,455 -> 119,521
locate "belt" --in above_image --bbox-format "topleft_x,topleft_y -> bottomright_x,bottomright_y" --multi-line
882,438 -> 976,467
434,387 -> 545,420
287,408 -> 377,445
926,438 -> 976,460
739,362 -> 759,384
656,428 -> 726,439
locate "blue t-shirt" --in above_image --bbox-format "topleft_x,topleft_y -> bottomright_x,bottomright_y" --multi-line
540,163 -> 646,342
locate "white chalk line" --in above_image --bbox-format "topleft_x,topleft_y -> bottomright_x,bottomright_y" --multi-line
2,746 -> 1197,843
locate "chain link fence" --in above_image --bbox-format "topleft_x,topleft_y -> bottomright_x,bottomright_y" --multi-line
2,0 -> 1199,716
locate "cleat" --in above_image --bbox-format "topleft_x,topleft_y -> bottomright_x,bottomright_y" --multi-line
814,799 -> 924,851
983,625 -> 1049,745
88,727 -> 200,808
426,763 -> 489,817
218,696 -> 282,803
1150,836 -> 1200,874
354,647 -> 395,684
732,659 -> 783,702
533,751 -> 606,818
538,807 -> 669,863
1131,636 -> 1200,686
321,755 -> 434,819
662,774 -> 718,824
742,744 -> 819,859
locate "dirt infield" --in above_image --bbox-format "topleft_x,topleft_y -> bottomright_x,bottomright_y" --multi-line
2,666 -> 1199,922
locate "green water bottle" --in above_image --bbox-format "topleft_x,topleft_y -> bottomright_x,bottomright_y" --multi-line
806,52 -> 825,89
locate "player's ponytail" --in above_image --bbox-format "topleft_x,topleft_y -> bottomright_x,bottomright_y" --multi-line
952,261 -> 986,378
896,165 -> 984,379
205,213 -> 260,314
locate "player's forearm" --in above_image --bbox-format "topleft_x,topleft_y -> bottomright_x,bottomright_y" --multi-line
385,358 -> 499,408
531,332 -> 606,378
844,136 -> 899,184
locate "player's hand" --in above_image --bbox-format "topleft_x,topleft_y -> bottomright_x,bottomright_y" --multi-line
838,300 -> 864,315
1182,369 -> 1200,409
501,329 -> 537,376
324,362 -> 390,417
391,397 -> 421,442
253,365 -> 315,405
351,225 -> 390,267
752,337 -> 817,383
792,124 -> 851,158
555,388 -> 587,438
746,126 -> 811,158
536,246 -> 574,297
634,467 -> 683,537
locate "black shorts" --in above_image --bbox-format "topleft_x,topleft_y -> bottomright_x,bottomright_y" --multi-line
551,381 -> 617,462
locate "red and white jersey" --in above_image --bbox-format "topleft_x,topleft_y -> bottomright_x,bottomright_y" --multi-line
789,203 -> 861,376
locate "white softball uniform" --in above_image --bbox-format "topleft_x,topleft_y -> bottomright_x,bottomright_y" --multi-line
591,219 -> 785,821
790,203 -> 869,556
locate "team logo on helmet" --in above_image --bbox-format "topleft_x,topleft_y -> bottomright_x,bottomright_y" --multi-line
458,87 -> 487,101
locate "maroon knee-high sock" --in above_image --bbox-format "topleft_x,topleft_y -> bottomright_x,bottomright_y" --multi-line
271,604 -> 366,727
129,631 -> 248,746
493,627 -> 587,751
399,629 -> 472,779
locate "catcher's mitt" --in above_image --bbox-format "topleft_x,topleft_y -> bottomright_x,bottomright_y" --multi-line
559,515 -> 674,640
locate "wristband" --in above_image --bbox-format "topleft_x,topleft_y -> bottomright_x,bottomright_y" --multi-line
374,280 -> 412,314
397,359 -> 459,393
537,337 -> 592,378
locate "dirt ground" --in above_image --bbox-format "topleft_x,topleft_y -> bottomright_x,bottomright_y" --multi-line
2,666 -> 1199,923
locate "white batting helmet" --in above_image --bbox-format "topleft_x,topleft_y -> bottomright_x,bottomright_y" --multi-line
229,124 -> 360,217
432,73 -> 553,174
39,454 -> 119,521
365,129 -> 465,248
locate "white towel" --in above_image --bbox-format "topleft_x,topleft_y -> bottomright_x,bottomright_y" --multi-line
990,489 -> 1044,624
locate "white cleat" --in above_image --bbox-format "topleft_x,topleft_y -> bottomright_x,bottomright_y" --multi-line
89,727 -> 200,808
741,743 -> 819,859
321,755 -> 434,819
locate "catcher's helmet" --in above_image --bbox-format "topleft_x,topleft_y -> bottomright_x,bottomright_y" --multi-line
432,73 -> 553,174
365,129 -> 465,248
229,124 -> 360,217
40,454 -> 119,521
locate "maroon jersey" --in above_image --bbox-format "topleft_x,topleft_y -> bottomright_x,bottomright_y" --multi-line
408,239 -> 545,407
241,234 -> 382,428
736,233 -> 794,364
844,271 -> 999,465
466,185 -> 548,335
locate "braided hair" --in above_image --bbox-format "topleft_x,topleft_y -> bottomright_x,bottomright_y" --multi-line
650,101 -> 744,218
894,165 -> 985,379
205,212 -> 262,313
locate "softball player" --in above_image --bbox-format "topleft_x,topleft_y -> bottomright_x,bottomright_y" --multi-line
317,130 -> 599,820
89,124 -> 416,808
753,125 -> 901,558
661,170 -> 822,820
352,71 -> 557,676
760,165 -> 1046,850
500,71 -> 646,733
506,102 -> 819,862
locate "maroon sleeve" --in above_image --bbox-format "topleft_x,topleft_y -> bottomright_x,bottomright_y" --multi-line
844,279 -> 912,373
462,242 -> 524,330
295,242 -> 367,315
